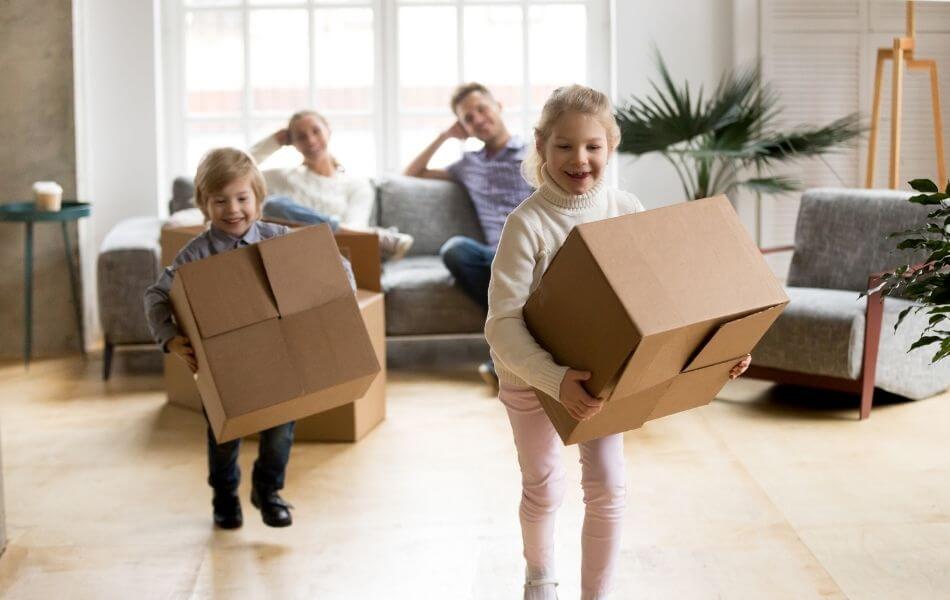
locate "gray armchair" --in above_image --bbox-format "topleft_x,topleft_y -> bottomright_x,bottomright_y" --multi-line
97,216 -> 163,379
748,188 -> 950,418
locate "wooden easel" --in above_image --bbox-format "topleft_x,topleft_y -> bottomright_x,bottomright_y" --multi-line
866,0 -> 947,189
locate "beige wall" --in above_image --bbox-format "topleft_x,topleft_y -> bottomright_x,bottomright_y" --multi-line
0,0 -> 82,358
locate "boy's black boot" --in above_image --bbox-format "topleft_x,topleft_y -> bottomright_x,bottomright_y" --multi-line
212,489 -> 243,529
251,487 -> 293,527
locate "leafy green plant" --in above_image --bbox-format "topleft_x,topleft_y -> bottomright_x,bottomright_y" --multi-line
614,51 -> 864,201
878,178 -> 950,363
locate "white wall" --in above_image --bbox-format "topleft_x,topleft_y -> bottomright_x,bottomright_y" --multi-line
612,0 -> 743,210
74,0 -> 165,346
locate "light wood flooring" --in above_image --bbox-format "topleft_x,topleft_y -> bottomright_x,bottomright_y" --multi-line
0,354 -> 948,599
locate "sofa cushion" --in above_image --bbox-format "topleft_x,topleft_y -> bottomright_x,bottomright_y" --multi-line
376,175 -> 485,257
752,287 -> 866,380
381,256 -> 486,336
752,286 -> 950,399
788,188 -> 932,292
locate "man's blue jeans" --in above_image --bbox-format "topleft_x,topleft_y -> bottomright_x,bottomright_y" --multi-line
439,236 -> 495,310
262,196 -> 340,231
206,420 -> 295,494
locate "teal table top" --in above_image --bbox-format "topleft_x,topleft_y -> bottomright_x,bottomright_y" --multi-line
0,201 -> 91,222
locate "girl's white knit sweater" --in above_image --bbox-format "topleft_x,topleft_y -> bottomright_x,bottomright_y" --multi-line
250,136 -> 375,228
485,168 -> 645,401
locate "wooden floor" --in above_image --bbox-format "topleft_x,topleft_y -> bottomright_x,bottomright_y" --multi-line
0,355 -> 949,600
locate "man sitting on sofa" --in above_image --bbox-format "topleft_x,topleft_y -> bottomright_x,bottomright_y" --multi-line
403,82 -> 535,386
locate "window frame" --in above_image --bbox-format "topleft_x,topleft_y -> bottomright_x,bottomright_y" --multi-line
162,0 -> 613,178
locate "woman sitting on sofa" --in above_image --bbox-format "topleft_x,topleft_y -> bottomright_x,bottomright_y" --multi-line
251,109 -> 413,260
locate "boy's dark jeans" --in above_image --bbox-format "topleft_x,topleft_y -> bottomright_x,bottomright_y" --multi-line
206,420 -> 295,495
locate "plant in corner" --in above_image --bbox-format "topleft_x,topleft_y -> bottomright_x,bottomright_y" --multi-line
877,178 -> 950,363
614,51 -> 864,201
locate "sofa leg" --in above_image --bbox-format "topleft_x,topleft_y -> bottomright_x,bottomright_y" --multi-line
103,339 -> 114,381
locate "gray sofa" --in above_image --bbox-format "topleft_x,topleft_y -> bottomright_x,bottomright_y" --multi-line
748,188 -> 950,417
97,175 -> 488,378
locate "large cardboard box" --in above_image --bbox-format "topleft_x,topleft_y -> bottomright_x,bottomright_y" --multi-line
168,224 -> 381,443
523,195 -> 789,445
161,225 -> 387,442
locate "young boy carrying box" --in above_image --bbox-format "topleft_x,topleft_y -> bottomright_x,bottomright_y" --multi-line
144,147 -> 354,529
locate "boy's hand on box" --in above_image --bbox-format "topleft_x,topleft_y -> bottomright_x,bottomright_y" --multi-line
167,335 -> 198,373
729,354 -> 752,379
559,369 -> 604,421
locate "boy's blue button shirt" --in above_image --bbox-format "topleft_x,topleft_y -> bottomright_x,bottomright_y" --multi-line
144,221 -> 355,351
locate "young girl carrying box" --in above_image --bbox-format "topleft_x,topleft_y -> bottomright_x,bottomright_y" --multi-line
485,85 -> 751,600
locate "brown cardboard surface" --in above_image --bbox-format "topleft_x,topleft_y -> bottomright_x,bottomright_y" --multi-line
176,247 -> 278,339
294,290 -> 386,442
523,195 -> 789,445
334,231 -> 382,293
161,225 -> 205,267
259,227 -> 353,315
523,229 -> 639,397
161,224 -> 388,443
168,225 -> 380,443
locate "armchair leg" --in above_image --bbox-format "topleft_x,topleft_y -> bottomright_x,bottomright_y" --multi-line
860,276 -> 886,420
103,339 -> 114,381
859,376 -> 874,420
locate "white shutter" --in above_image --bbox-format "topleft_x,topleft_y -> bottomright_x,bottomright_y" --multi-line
866,32 -> 950,189
753,0 -> 950,279
763,0 -> 864,32
870,1 -> 950,33
760,1 -> 864,277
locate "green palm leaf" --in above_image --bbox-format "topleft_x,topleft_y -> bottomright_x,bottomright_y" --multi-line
615,51 -> 865,200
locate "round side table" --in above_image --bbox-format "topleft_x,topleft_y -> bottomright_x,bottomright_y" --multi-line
0,201 -> 91,367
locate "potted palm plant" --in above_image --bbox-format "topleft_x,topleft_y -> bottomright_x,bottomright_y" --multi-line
878,178 -> 950,363
614,51 -> 864,200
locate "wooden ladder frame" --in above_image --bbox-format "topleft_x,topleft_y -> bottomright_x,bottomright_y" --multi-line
866,0 -> 948,189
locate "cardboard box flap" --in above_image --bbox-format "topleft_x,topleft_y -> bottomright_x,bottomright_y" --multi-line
335,231 -> 382,292
524,229 -> 640,397
203,320 -> 303,417
257,225 -> 353,317
281,295 -> 380,394
684,303 -> 787,372
176,245 -> 279,339
578,196 -> 788,336
647,357 -> 736,421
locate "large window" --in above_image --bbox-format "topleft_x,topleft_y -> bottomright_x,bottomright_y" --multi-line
165,0 -> 610,178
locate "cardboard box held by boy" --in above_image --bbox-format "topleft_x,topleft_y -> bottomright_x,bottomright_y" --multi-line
523,195 -> 789,445
168,224 -> 381,443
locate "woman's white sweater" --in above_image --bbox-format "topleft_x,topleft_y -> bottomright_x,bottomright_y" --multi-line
250,136 -> 375,228
485,169 -> 645,401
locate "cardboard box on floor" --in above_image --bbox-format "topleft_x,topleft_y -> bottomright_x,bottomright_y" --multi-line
522,195 -> 789,445
162,227 -> 386,441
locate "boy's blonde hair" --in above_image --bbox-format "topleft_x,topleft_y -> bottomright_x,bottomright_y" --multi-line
522,84 -> 621,188
194,147 -> 267,219
288,109 -> 342,172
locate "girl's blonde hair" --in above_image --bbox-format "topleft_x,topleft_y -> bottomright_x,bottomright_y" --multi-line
194,147 -> 267,219
521,84 -> 621,188
288,109 -> 343,172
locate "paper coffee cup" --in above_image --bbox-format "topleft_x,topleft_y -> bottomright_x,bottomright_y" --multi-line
33,181 -> 63,212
